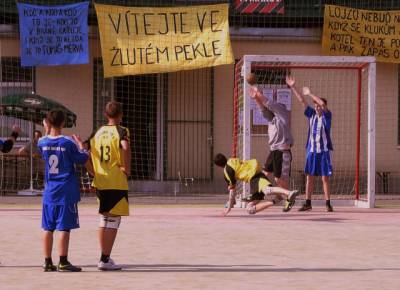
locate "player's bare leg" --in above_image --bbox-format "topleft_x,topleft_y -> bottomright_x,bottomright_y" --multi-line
43,231 -> 57,271
57,231 -> 81,272
322,176 -> 333,212
98,213 -> 122,271
299,175 -> 314,211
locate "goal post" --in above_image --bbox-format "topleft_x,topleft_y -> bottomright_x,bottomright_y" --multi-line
233,55 -> 376,208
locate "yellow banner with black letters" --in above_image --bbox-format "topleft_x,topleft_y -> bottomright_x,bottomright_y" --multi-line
322,5 -> 400,63
95,3 -> 234,77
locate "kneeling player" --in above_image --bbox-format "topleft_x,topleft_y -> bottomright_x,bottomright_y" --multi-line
214,153 -> 299,216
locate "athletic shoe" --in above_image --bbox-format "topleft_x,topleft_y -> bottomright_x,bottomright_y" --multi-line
298,203 -> 312,211
98,258 -> 122,271
288,190 -> 300,202
43,263 -> 57,272
326,204 -> 334,212
282,199 -> 295,212
57,261 -> 82,272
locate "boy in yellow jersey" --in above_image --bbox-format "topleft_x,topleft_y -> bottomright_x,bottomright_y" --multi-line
214,153 -> 299,216
87,101 -> 131,271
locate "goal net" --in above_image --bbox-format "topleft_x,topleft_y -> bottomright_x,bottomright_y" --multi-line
233,55 -> 376,208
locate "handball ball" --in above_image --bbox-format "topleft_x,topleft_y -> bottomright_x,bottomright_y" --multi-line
246,73 -> 257,85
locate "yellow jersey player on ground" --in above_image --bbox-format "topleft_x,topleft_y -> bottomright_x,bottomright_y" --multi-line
87,101 -> 131,271
213,153 -> 299,216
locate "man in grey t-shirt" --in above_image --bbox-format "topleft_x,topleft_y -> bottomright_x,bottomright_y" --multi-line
248,76 -> 294,212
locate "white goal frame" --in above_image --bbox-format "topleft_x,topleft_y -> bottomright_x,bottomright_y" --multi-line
238,55 -> 376,208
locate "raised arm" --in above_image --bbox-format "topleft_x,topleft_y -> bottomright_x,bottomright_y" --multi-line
286,75 -> 307,108
302,87 -> 327,110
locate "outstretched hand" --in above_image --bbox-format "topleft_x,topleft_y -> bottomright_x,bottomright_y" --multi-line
285,75 -> 295,87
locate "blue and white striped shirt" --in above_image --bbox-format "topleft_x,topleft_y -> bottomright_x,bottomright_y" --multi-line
304,106 -> 333,153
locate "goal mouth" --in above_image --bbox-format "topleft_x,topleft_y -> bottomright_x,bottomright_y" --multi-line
233,55 -> 376,208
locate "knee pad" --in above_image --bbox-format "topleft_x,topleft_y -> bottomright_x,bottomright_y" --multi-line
99,216 -> 121,229
261,186 -> 274,195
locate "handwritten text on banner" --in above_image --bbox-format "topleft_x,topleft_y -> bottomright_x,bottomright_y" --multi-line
322,5 -> 400,63
94,3 -> 234,77
17,2 -> 89,67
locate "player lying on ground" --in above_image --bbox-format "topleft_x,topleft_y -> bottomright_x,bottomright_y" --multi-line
0,125 -> 21,153
214,153 -> 299,216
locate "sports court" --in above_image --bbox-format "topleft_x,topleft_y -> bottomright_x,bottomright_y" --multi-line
1,197 -> 400,290
1,1 -> 400,289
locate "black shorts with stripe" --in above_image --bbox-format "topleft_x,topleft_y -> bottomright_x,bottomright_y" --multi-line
96,189 -> 129,216
264,149 -> 292,180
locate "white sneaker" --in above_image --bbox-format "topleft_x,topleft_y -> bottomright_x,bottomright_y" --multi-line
98,258 -> 122,271
288,190 -> 300,202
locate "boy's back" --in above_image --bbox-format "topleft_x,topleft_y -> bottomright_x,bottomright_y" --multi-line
39,135 -> 88,205
89,124 -> 129,190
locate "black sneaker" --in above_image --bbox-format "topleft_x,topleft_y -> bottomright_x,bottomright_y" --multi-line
298,203 -> 312,211
282,199 -> 295,212
43,263 -> 57,272
326,204 -> 334,212
58,261 -> 82,272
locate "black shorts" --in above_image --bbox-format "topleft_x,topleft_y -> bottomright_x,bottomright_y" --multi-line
264,150 -> 292,179
247,172 -> 272,201
96,189 -> 129,216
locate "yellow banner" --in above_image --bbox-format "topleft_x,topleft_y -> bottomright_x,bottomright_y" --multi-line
322,5 -> 400,62
95,3 -> 234,77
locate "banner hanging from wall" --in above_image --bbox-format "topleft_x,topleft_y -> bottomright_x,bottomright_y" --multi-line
322,4 -> 400,63
234,0 -> 284,14
17,2 -> 89,67
95,3 -> 234,77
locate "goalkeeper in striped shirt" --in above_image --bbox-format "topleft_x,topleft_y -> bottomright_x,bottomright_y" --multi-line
286,75 -> 334,212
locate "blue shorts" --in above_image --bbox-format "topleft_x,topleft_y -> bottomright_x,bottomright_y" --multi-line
42,203 -> 80,231
304,151 -> 333,177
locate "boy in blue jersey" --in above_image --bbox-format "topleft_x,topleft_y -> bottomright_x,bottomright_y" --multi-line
38,109 -> 89,272
286,76 -> 334,212
0,125 -> 20,153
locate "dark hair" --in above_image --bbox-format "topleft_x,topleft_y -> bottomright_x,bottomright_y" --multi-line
34,130 -> 42,136
46,109 -> 65,128
105,101 -> 123,119
320,97 -> 328,106
214,153 -> 228,167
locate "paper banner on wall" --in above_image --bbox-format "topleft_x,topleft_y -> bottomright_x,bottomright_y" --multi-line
94,3 -> 234,77
276,88 -> 291,111
322,4 -> 400,63
251,87 -> 273,125
17,2 -> 89,67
